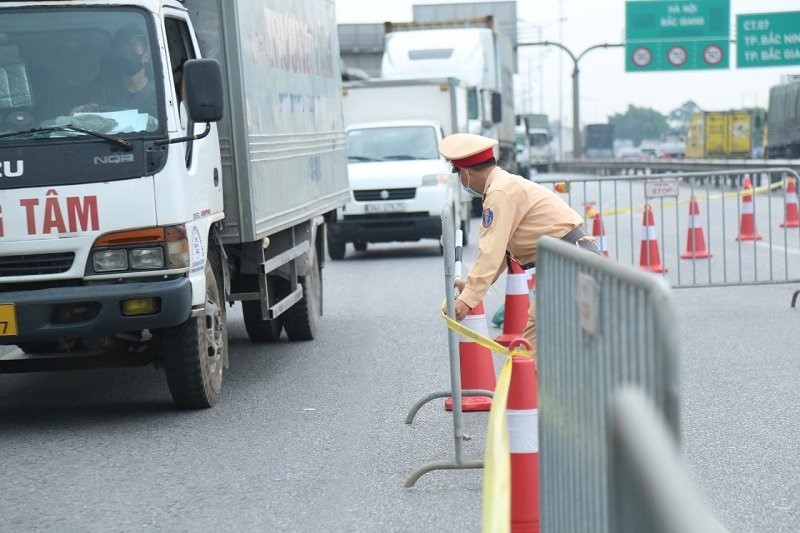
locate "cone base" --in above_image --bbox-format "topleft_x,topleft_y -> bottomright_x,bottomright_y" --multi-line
444,395 -> 492,412
780,221 -> 800,228
640,265 -> 668,273
494,332 -> 525,347
681,251 -> 711,259
736,234 -> 763,241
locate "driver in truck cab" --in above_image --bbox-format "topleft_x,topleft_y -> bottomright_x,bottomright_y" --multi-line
70,24 -> 156,117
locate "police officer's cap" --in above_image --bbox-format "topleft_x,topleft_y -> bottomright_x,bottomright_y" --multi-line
438,133 -> 498,168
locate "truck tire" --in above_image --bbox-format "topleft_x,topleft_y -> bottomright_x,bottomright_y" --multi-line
327,234 -> 345,260
162,260 -> 227,408
242,275 -> 283,342
283,254 -> 322,341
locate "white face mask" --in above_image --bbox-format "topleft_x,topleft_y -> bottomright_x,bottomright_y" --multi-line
462,169 -> 483,198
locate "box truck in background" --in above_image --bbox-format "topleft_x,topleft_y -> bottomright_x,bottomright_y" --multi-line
327,77 -> 471,258
583,124 -> 615,159
0,0 -> 349,408
765,77 -> 800,159
517,113 -> 553,173
380,16 -> 516,173
686,110 -> 753,159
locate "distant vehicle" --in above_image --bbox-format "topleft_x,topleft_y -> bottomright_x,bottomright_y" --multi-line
328,77 -> 472,258
583,124 -> 615,158
617,147 -> 644,160
765,77 -> 800,159
517,113 -> 553,173
381,16 -> 516,172
685,110 -> 753,159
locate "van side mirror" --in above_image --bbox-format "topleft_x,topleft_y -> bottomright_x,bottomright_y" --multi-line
183,59 -> 224,123
491,92 -> 502,124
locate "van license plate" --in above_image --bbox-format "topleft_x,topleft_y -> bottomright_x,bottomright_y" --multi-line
0,304 -> 18,336
364,202 -> 405,213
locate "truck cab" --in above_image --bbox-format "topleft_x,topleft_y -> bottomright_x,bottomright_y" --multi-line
326,119 -> 468,258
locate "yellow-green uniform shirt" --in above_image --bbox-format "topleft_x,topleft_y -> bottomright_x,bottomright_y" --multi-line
458,167 -> 583,309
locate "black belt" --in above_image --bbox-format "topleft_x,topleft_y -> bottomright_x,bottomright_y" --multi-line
519,226 -> 598,270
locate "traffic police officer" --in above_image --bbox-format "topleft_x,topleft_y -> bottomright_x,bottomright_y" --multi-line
439,133 -> 602,357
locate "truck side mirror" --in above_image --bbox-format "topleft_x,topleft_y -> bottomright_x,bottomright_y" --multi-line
183,59 -> 224,123
491,92 -> 502,124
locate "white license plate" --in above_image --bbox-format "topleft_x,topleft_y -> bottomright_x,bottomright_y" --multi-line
364,202 -> 406,213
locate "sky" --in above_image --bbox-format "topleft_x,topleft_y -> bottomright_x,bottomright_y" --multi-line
334,0 -> 800,128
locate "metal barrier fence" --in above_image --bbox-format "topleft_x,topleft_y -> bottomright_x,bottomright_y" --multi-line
535,236 -> 683,532
537,168 -> 800,291
611,386 -> 728,533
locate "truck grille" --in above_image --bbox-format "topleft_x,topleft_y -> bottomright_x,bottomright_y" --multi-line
354,188 -> 416,201
0,253 -> 75,277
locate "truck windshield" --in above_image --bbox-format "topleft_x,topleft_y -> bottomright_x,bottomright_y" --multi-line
0,7 -> 163,143
347,126 -> 440,162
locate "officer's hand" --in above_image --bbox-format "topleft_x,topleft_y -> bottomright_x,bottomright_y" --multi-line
454,277 -> 466,292
455,299 -> 470,321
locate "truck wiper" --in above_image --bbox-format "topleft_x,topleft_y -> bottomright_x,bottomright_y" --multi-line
0,124 -> 132,151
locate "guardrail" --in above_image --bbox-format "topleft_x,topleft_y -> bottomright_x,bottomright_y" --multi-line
553,158 -> 800,176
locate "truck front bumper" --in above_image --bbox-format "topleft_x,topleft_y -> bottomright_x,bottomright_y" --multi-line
329,213 -> 442,243
0,277 -> 192,344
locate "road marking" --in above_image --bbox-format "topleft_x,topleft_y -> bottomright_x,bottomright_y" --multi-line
756,241 -> 800,256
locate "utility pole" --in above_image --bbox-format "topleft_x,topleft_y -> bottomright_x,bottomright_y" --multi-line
517,40 -> 623,159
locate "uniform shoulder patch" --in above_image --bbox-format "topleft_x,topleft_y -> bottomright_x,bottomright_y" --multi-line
482,208 -> 494,228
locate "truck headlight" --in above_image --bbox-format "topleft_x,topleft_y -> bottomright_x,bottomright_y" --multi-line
93,249 -> 128,272
90,225 -> 188,273
422,174 -> 449,186
130,247 -> 165,270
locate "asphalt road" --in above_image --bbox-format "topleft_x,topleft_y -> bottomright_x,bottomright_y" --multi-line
1,212 -> 799,532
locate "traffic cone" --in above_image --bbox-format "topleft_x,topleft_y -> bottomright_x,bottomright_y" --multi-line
445,301 -> 495,412
495,259 -> 531,347
639,204 -> 668,273
506,341 -> 539,532
780,176 -> 800,228
736,176 -> 762,241
680,197 -> 711,259
525,266 -> 536,292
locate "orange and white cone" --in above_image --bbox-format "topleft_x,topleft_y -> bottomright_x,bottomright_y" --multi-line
585,203 -> 608,258
506,339 -> 539,532
445,301 -> 495,412
639,204 -> 668,273
681,197 -> 711,259
525,266 -> 536,292
780,176 -> 800,228
495,259 -> 531,347
736,176 -> 762,241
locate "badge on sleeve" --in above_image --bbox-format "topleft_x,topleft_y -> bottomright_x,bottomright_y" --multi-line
482,208 -> 494,228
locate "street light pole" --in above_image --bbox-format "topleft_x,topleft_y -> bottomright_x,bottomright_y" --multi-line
517,40 -> 624,158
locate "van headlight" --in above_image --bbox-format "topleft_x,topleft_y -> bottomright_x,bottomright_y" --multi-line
422,174 -> 449,186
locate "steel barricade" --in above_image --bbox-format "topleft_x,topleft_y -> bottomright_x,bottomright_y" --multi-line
403,199 -> 488,487
535,236 -> 680,532
610,386 -> 728,533
540,169 -> 800,294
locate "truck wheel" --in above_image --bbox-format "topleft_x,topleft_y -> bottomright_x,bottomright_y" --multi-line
162,260 -> 227,408
353,240 -> 367,252
242,276 -> 283,343
283,255 -> 321,341
327,234 -> 345,260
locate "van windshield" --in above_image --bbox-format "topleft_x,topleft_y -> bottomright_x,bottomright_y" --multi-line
346,126 -> 440,162
0,7 -> 163,143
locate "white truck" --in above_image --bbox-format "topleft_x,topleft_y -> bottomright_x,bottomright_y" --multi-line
327,77 -> 470,258
0,0 -> 349,408
518,113 -> 554,174
381,17 -> 516,173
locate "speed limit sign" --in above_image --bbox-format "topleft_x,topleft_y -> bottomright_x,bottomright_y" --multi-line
631,47 -> 652,67
667,46 -> 688,66
703,44 -> 723,65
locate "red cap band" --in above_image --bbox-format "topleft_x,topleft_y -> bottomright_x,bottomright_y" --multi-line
451,147 -> 494,168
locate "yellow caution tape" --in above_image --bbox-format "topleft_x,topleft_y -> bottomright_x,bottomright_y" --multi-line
578,179 -> 784,219
440,305 -> 532,533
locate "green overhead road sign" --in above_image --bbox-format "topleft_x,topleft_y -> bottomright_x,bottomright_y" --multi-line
626,0 -> 730,72
737,12 -> 800,68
